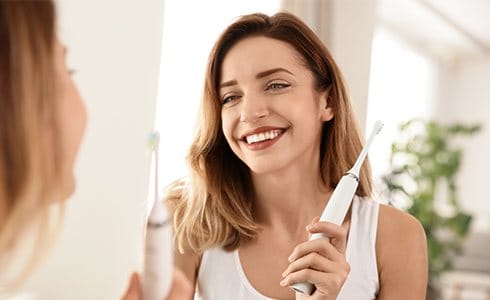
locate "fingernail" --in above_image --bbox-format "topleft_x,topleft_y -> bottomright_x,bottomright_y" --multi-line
280,279 -> 287,286
308,223 -> 318,230
288,255 -> 294,262
282,270 -> 287,277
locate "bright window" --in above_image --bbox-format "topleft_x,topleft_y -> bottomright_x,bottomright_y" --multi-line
366,27 -> 436,196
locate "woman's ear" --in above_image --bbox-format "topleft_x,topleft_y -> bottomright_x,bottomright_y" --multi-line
319,89 -> 334,122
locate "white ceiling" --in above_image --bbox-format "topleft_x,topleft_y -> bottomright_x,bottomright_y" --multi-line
378,0 -> 490,61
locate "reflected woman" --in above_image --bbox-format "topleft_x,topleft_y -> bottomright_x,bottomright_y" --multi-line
163,12 -> 428,299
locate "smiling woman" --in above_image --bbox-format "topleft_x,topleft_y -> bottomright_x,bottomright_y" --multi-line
162,12 -> 428,300
220,37 -> 334,174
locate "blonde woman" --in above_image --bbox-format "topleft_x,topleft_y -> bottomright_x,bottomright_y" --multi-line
1,2 -> 193,299
161,12 -> 428,299
0,0 -> 86,288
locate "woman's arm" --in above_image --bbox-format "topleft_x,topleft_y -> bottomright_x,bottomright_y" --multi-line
376,204 -> 428,299
120,249 -> 197,300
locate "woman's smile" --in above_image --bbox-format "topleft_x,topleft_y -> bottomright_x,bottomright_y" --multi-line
240,127 -> 288,151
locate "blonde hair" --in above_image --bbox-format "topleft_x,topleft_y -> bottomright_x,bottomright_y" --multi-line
0,1 -> 64,286
170,12 -> 372,254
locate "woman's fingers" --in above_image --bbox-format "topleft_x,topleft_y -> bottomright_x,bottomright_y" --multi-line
306,220 -> 348,254
282,252 -> 337,277
281,218 -> 350,299
121,272 -> 142,300
121,269 -> 194,300
288,236 -> 343,264
166,268 -> 195,300
310,216 -> 320,225
280,268 -> 348,294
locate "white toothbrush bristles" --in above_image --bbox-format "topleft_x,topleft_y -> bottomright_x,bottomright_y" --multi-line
148,132 -> 160,152
349,120 -> 384,176
148,131 -> 160,205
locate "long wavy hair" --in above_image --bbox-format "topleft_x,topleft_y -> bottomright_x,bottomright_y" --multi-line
169,12 -> 372,254
0,1 -> 63,287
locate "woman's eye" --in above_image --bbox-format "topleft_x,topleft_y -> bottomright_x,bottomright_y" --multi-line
223,95 -> 239,104
267,82 -> 290,90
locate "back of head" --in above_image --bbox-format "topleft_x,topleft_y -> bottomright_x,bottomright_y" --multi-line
0,0 -> 63,287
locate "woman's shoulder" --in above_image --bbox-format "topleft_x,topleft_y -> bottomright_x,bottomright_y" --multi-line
174,245 -> 202,286
375,203 -> 428,288
376,203 -> 426,251
377,203 -> 425,236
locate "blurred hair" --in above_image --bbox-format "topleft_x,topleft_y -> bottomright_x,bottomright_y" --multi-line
0,0 -> 64,287
169,12 -> 372,254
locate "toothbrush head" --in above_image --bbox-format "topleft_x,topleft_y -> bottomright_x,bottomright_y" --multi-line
373,120 -> 384,134
148,131 -> 160,151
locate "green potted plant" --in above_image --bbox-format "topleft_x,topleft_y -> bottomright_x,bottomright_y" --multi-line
381,119 -> 481,299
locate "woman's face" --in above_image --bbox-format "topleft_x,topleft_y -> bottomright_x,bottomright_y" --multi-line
219,36 -> 333,175
54,40 -> 87,200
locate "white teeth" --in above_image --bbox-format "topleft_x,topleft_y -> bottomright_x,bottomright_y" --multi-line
245,130 -> 282,144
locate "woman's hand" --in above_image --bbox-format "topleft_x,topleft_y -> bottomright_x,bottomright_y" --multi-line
280,217 -> 350,300
121,268 -> 194,300
121,272 -> 142,300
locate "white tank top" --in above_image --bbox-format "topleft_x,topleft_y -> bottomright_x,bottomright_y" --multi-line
196,196 -> 380,299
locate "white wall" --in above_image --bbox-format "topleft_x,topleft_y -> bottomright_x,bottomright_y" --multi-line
435,57 -> 490,232
282,0 -> 377,132
17,1 -> 165,299
327,0 -> 377,132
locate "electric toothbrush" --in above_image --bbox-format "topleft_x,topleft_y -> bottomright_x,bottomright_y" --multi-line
142,132 -> 173,300
289,120 -> 384,295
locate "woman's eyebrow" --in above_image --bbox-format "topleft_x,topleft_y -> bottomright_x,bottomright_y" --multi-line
255,67 -> 293,79
220,79 -> 237,89
220,67 -> 293,89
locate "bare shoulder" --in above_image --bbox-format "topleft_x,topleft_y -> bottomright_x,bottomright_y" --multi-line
174,247 -> 201,284
376,203 -> 428,299
377,203 -> 426,243
376,203 -> 427,261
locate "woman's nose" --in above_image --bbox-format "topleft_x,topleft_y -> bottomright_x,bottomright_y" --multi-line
239,95 -> 270,123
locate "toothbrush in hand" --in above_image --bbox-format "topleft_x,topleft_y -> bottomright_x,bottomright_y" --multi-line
289,120 -> 384,295
142,132 -> 173,300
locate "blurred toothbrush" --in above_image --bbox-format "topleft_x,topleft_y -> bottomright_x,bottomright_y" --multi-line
142,132 -> 173,300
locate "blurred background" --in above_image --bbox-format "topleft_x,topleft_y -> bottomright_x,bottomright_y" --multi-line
12,0 -> 490,299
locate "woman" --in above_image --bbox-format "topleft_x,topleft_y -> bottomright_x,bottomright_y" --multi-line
166,12 -> 428,299
1,2 -> 192,299
0,0 -> 86,287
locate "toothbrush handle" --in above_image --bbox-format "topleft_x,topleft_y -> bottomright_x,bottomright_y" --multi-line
142,220 -> 173,300
288,234 -> 330,295
318,174 -> 358,225
142,197 -> 173,300
289,174 -> 359,295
